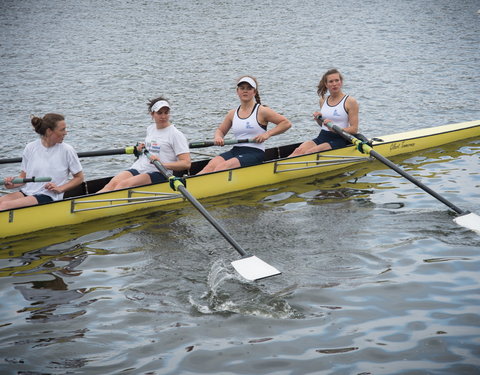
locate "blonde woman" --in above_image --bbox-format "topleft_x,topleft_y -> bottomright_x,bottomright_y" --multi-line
289,69 -> 359,156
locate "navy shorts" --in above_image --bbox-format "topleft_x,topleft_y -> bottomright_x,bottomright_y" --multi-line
312,130 -> 349,149
20,191 -> 54,204
219,146 -> 265,167
126,169 -> 167,184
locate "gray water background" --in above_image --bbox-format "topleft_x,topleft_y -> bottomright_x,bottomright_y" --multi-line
0,0 -> 480,374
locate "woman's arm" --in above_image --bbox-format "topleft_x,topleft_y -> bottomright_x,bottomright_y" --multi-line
161,153 -> 191,171
46,171 -> 85,194
313,97 -> 325,119
344,96 -> 359,134
254,106 -> 291,143
213,110 -> 235,145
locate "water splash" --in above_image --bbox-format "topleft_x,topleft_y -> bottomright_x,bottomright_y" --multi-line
188,259 -> 302,319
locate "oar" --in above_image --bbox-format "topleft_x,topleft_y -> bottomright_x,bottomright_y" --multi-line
0,146 -> 137,164
11,177 -> 52,184
318,116 -> 480,233
0,177 -> 51,195
143,149 -> 281,281
189,138 -> 253,149
0,140 -> 252,164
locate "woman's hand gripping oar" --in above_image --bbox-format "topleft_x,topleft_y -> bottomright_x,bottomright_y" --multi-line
1,177 -> 52,193
143,149 -> 281,281
317,116 -> 480,234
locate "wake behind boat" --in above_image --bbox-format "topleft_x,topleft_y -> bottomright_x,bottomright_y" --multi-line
1,119 -> 479,239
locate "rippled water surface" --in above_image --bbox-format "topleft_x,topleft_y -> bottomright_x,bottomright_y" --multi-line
1,0 -> 479,374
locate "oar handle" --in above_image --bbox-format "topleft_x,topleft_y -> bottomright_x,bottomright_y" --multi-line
77,146 -> 136,158
11,177 -> 52,184
188,139 -> 253,149
317,116 -> 356,142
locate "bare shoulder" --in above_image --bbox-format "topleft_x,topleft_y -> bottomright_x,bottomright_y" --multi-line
346,95 -> 359,106
224,108 -> 236,121
345,95 -> 359,110
258,104 -> 272,113
259,103 -> 284,118
259,104 -> 288,126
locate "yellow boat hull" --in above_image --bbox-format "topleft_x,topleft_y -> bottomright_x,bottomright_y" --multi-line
1,120 -> 479,239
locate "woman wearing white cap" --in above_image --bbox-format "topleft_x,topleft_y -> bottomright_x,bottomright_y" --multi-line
197,75 -> 291,174
97,97 -> 191,192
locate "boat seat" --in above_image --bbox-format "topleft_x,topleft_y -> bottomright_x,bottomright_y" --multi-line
264,147 -> 280,162
63,182 -> 87,198
173,170 -> 189,177
277,143 -> 301,159
86,177 -> 113,194
187,159 -> 209,175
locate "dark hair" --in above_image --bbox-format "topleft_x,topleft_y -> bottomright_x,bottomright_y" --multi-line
316,69 -> 344,99
237,75 -> 262,104
147,96 -> 170,113
31,113 -> 65,136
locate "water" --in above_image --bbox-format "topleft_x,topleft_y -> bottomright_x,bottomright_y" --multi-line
1,0 -> 480,374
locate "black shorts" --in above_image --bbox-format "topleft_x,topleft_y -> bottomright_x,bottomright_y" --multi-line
312,130 -> 349,149
219,146 -> 265,167
20,191 -> 54,204
126,169 -> 167,184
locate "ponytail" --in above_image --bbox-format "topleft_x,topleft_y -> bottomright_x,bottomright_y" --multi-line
31,113 -> 64,136
254,91 -> 262,105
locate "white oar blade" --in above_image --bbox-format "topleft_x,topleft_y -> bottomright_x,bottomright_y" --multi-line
231,256 -> 281,281
453,212 -> 480,234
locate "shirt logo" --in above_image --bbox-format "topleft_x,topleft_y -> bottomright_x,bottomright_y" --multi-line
333,109 -> 340,117
148,141 -> 161,154
245,121 -> 254,129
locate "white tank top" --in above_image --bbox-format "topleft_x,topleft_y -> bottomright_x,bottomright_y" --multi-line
232,103 -> 267,151
321,95 -> 349,132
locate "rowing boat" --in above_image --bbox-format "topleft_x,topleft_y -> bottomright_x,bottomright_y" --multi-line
1,120 -> 479,239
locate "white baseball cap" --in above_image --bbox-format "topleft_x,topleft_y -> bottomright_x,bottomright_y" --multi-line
151,100 -> 170,112
237,76 -> 257,89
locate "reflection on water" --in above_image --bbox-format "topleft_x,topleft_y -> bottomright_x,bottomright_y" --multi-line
8,249 -> 93,323
15,274 -> 88,322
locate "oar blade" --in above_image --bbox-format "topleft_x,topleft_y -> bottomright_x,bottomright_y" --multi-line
453,212 -> 480,234
231,255 -> 281,281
